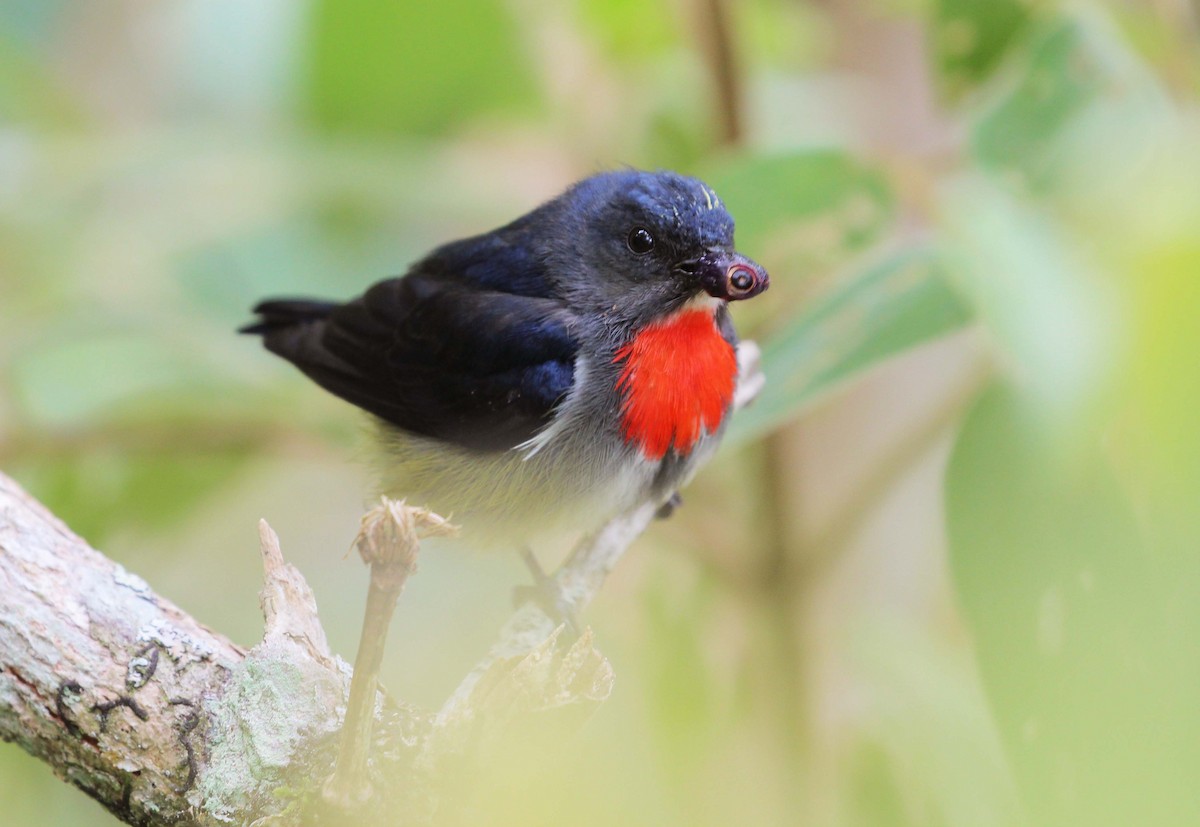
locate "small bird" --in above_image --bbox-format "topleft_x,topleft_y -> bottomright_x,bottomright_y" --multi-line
242,170 -> 768,544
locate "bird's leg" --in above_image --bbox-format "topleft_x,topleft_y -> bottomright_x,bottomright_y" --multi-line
655,492 -> 683,519
323,499 -> 456,809
512,546 -> 581,635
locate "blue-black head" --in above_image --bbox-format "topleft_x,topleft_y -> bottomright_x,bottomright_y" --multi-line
534,169 -> 769,327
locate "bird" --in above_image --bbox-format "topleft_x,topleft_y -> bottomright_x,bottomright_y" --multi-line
241,169 -> 769,546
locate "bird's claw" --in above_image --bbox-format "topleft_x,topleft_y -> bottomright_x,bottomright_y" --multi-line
513,548 -> 581,636
655,492 -> 683,519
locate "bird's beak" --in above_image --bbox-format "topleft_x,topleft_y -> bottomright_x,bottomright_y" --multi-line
681,251 -> 770,301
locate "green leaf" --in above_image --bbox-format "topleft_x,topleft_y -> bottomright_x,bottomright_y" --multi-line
945,381 -> 1199,825
936,174 -> 1113,429
706,151 -> 894,259
849,620 -> 1022,827
0,28 -> 83,126
932,0 -> 1033,99
579,0 -> 679,61
303,0 -> 540,136
970,12 -> 1170,195
726,248 -> 972,447
638,572 -> 718,775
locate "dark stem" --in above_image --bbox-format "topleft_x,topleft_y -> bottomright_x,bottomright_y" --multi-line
697,0 -> 743,146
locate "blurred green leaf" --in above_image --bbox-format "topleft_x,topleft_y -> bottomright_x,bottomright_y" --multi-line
9,324 -> 244,428
945,382 -> 1199,826
932,0 -> 1033,99
178,217 -> 391,325
970,17 -> 1087,184
303,0 -> 540,136
846,742 -> 915,827
707,150 -> 893,257
937,174 -> 1113,430
0,29 -> 82,126
1126,220 -> 1200,527
740,0 -> 826,72
639,574 -> 717,773
580,0 -> 679,60
646,106 -> 713,173
851,620 -> 1022,827
970,12 -> 1170,195
13,448 -> 250,547
0,1 -> 66,44
726,248 -> 972,447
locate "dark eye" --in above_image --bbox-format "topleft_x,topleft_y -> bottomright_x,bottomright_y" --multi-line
626,227 -> 655,254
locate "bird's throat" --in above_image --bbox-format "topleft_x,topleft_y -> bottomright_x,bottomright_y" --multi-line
614,308 -> 737,461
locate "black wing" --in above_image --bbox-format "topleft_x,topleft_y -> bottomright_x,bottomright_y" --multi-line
243,235 -> 578,452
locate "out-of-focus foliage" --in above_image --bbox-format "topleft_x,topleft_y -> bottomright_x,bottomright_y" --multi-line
947,382 -> 1173,825
2,1 -> 1199,825
727,247 -> 972,447
305,0 -> 541,136
706,150 -> 893,255
933,0 -> 1033,98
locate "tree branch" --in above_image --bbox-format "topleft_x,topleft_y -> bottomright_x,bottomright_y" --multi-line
0,341 -> 764,825
0,471 -> 245,824
0,469 -> 606,824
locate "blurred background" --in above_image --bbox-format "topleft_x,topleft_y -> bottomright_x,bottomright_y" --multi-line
2,0 -> 1198,824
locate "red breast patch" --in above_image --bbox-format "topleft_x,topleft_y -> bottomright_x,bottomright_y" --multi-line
614,309 -> 737,460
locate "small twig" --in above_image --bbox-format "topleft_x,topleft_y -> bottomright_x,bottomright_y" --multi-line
258,519 -> 334,664
324,579 -> 395,806
323,499 -> 456,808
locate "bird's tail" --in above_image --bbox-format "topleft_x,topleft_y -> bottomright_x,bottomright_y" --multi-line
239,299 -> 338,335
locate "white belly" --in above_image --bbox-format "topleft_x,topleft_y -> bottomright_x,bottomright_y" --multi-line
369,352 -> 726,547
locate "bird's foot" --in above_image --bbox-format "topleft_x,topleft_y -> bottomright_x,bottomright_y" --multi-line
655,492 -> 683,520
512,548 -> 580,636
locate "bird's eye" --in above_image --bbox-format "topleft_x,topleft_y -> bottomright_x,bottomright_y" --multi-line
627,227 -> 655,254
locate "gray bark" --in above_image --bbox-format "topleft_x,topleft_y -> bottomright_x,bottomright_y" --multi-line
0,471 -> 244,824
